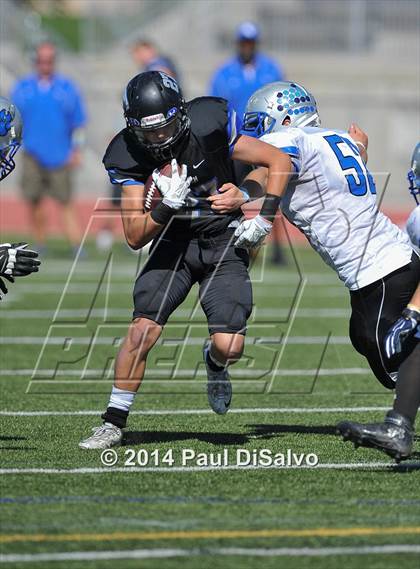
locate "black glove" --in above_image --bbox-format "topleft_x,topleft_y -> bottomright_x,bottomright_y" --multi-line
0,242 -> 41,277
0,274 -> 14,300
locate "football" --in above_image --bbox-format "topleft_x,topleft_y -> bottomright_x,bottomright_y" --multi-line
143,162 -> 182,211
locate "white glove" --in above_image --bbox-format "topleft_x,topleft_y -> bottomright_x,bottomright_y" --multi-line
152,159 -> 192,210
234,215 -> 272,249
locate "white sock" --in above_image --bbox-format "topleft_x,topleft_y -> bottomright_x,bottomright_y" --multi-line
108,386 -> 136,412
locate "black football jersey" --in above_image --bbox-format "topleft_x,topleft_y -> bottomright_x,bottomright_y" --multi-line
103,97 -> 242,238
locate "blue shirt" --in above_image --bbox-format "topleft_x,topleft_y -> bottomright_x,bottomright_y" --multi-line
209,53 -> 284,119
11,73 -> 87,169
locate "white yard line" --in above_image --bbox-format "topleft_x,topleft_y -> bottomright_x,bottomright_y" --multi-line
1,545 -> 419,563
0,462 -> 412,475
1,367 -> 370,377
0,406 -> 390,417
7,283 -> 347,295
22,266 -> 340,283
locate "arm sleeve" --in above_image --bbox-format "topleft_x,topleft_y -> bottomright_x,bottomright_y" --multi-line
103,131 -> 148,186
226,104 -> 243,156
262,131 -> 301,174
107,167 -> 144,186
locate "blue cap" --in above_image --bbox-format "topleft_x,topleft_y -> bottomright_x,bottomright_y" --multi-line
236,21 -> 260,41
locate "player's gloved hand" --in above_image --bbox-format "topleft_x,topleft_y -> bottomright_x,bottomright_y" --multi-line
0,274 -> 14,301
0,242 -> 41,277
152,159 -> 192,210
384,307 -> 420,358
234,214 -> 272,249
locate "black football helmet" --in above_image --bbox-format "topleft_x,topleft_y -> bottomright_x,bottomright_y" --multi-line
123,71 -> 190,162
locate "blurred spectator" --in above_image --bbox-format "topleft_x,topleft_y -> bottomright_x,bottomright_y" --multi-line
209,22 -> 286,265
209,22 -> 284,119
131,39 -> 180,82
11,42 -> 87,255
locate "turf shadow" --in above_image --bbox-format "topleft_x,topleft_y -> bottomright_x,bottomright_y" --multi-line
386,461 -> 420,473
122,430 -> 250,446
0,436 -> 27,441
247,423 -> 336,438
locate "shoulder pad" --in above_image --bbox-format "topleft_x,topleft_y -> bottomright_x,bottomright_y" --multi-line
187,97 -> 229,137
103,129 -> 141,170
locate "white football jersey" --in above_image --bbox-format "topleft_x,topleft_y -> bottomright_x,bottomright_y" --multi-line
261,127 -> 414,290
406,205 -> 420,249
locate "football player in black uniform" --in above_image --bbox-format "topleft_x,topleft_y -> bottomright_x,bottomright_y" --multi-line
0,96 -> 40,300
79,71 -> 292,449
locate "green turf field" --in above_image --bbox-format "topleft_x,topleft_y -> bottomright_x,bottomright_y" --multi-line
0,238 -> 419,568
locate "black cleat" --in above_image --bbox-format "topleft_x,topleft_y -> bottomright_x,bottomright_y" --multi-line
337,410 -> 414,462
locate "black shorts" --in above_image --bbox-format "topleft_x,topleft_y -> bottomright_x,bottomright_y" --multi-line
133,230 -> 253,335
349,252 -> 420,389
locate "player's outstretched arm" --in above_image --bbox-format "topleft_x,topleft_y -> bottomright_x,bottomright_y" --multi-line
231,136 -> 292,249
232,135 -> 292,200
208,168 -> 268,214
384,283 -> 420,358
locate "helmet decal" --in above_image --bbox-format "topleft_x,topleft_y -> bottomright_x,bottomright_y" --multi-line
140,113 -> 166,127
126,117 -> 141,127
166,107 -> 178,119
159,72 -> 179,92
0,109 -> 13,137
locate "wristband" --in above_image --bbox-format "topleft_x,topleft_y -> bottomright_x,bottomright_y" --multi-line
150,202 -> 175,225
402,307 -> 420,322
259,193 -> 281,222
238,187 -> 250,202
240,178 -> 265,199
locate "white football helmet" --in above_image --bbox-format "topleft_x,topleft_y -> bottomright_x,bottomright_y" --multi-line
0,96 -> 22,181
408,142 -> 420,205
242,81 -> 320,138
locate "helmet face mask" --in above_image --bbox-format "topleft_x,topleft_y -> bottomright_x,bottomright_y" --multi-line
242,112 -> 276,138
128,113 -> 189,161
0,97 -> 22,181
242,81 -> 320,138
408,142 -> 420,206
0,141 -> 20,181
123,71 -> 190,162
